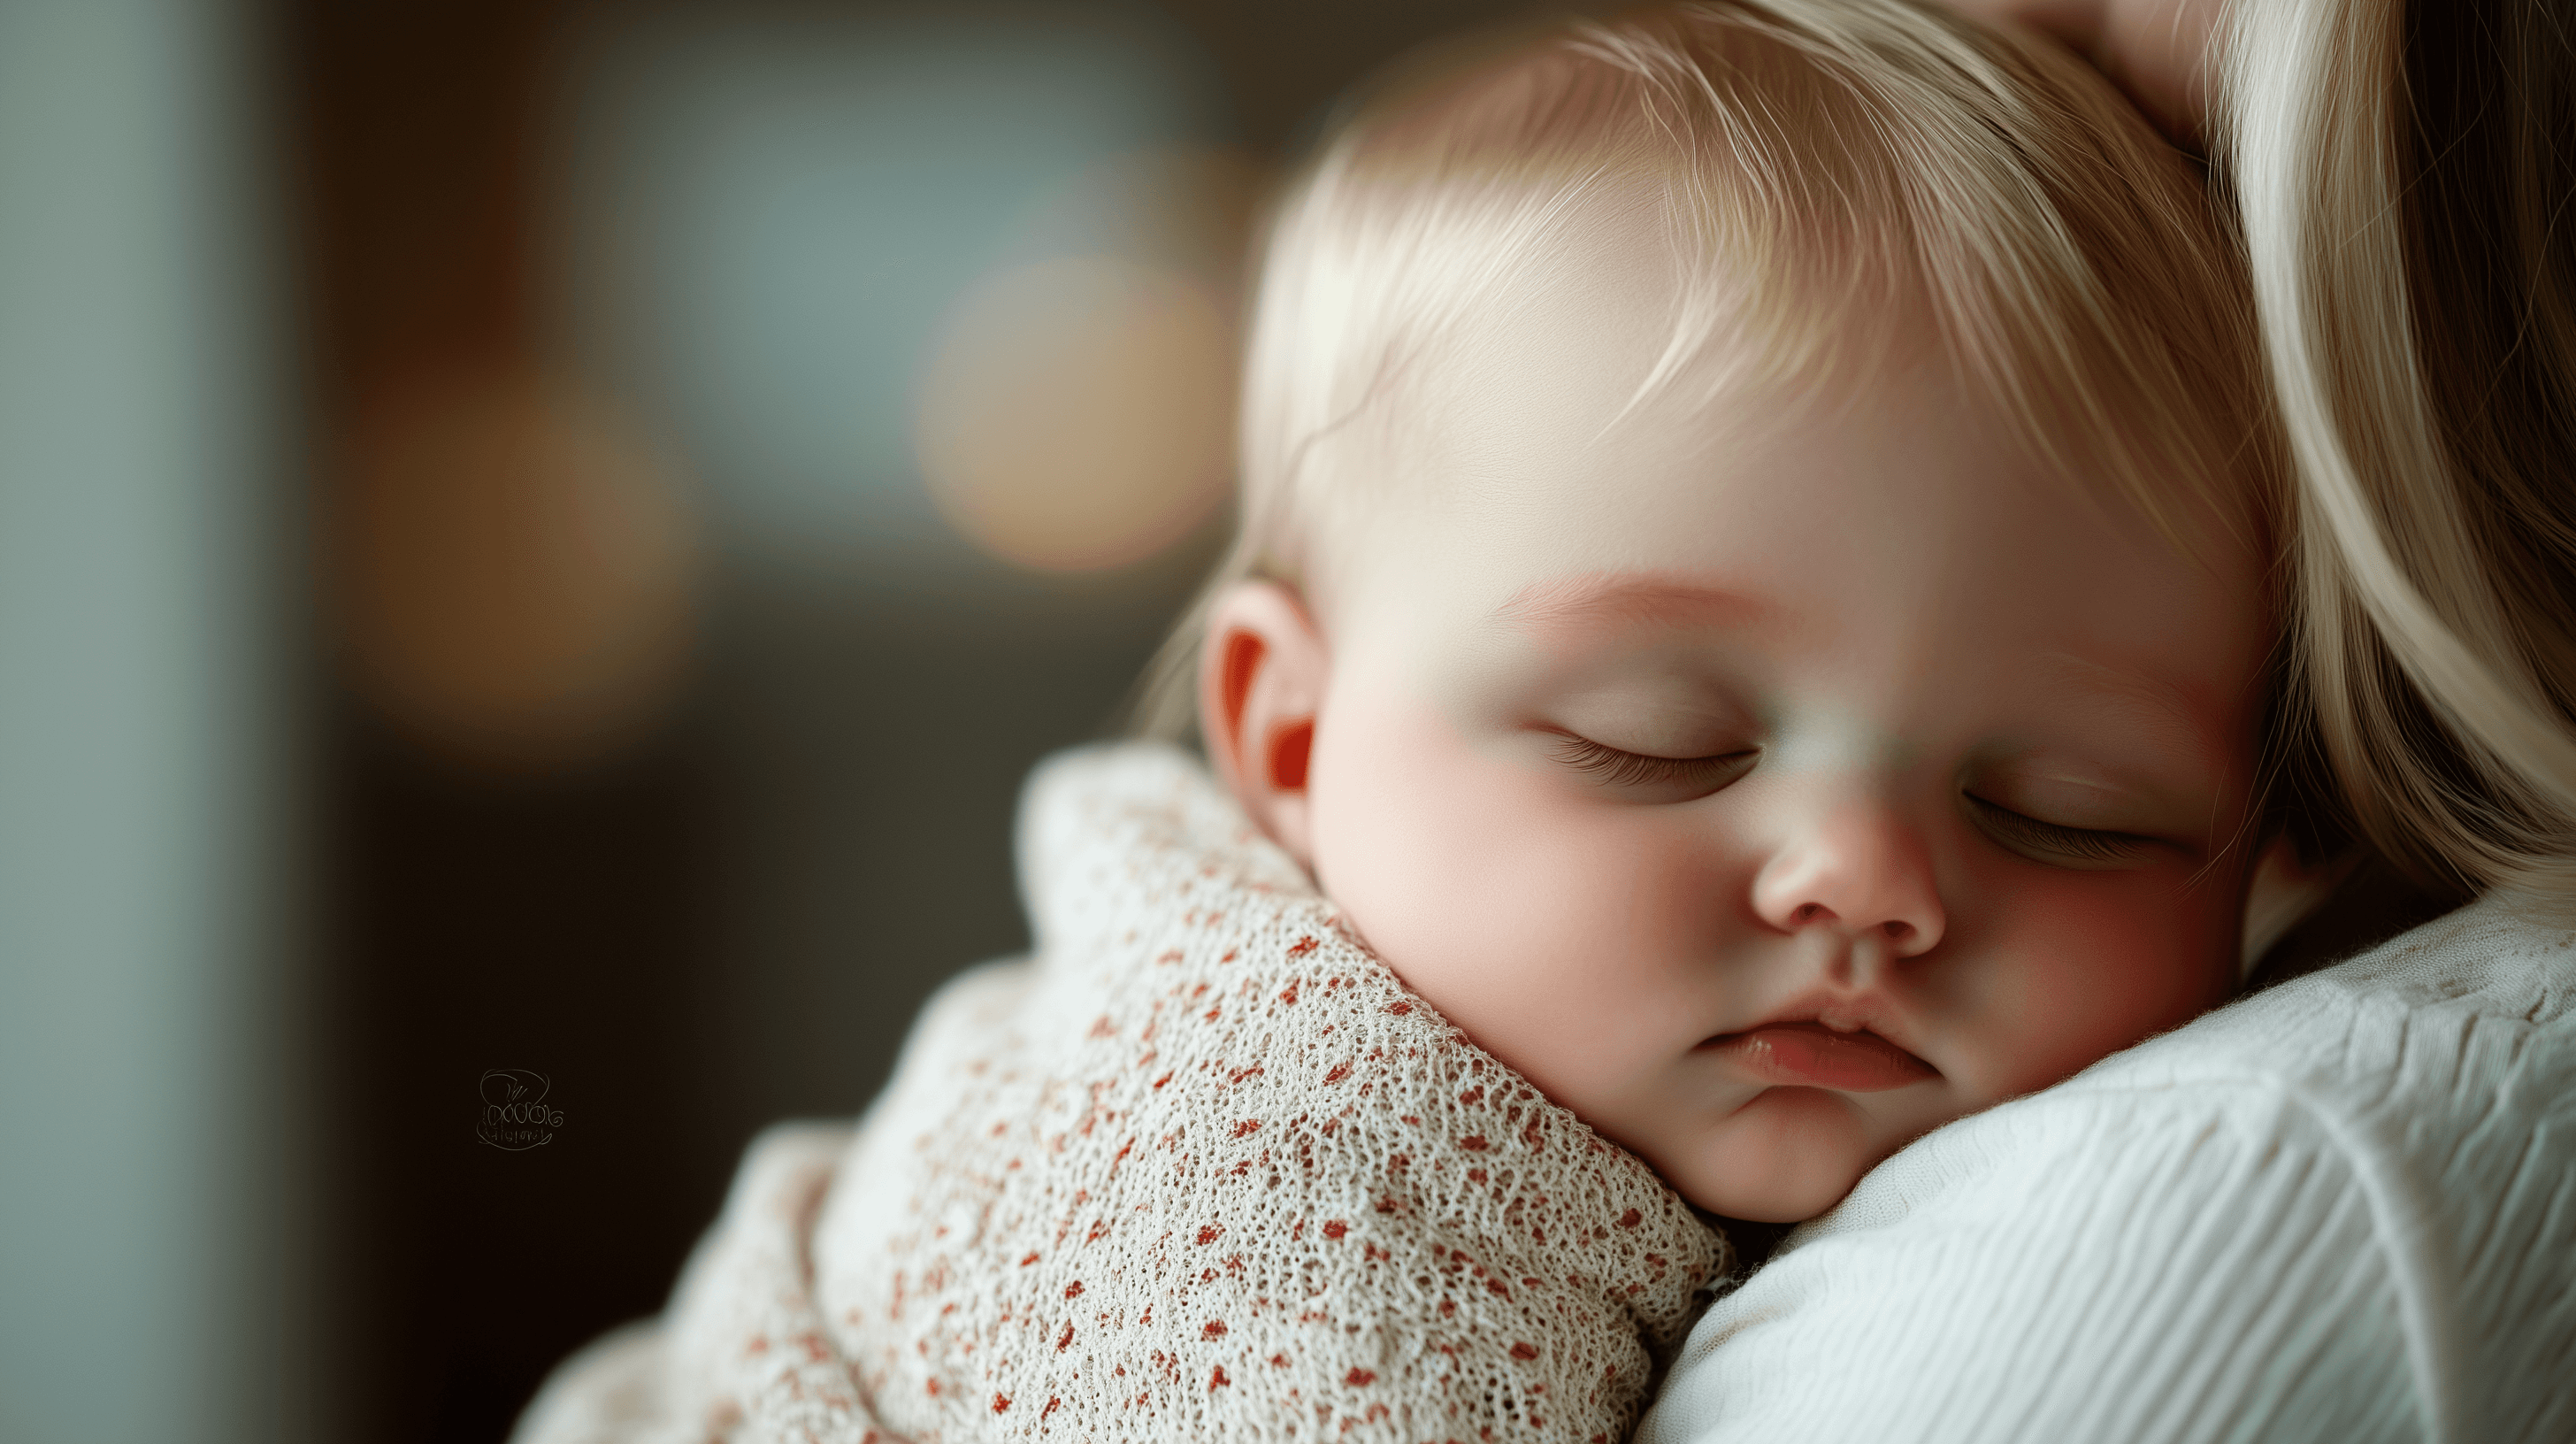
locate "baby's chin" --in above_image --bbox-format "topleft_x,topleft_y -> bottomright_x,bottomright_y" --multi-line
1657,1086 -> 1899,1224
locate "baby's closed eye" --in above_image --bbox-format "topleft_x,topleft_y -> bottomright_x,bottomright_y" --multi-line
1959,792 -> 2161,869
1544,730 -> 1759,802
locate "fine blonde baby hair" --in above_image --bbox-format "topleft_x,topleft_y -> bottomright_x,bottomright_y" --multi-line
2217,0 -> 2576,918
1133,0 -> 2273,740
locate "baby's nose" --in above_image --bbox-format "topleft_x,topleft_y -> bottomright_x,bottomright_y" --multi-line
1751,803 -> 1945,957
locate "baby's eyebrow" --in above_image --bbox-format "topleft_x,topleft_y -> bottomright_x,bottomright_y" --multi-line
2028,651 -> 2234,778
1490,572 -> 1783,638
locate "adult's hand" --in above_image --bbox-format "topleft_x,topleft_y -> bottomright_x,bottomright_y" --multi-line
1937,0 -> 2226,144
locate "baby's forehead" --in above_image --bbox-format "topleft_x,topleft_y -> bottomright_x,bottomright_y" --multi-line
1307,204 -> 2256,611
1302,250 -> 2263,670
1342,212 -> 1929,500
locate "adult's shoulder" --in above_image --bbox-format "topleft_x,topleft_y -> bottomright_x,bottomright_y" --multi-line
1640,892 -> 2576,1444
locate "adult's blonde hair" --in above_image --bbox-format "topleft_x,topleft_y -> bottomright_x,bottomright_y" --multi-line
1134,0 -> 2273,749
2217,0 -> 2576,915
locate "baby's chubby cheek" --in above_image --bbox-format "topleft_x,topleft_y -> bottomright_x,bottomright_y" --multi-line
1294,652 -> 1911,1225
1944,874 -> 2242,1099
1300,658 -> 1728,1115
1295,666 -> 1897,1224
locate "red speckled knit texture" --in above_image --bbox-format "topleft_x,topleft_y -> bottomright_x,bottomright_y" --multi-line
815,744 -> 1725,1441
506,743 -> 1726,1444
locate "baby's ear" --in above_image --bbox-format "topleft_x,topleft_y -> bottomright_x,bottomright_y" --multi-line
1198,580 -> 1329,864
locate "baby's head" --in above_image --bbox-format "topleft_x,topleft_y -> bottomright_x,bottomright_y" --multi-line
1158,0 -> 2286,1221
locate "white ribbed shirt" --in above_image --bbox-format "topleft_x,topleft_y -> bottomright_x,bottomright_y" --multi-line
1639,891 -> 2576,1444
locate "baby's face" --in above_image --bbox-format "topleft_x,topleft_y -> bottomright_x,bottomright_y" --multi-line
1276,242 -> 2270,1222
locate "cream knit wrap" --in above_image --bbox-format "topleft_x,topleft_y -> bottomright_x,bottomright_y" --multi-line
513,743 -> 1728,1444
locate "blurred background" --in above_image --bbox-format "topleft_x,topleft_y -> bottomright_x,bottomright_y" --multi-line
0,0 -> 1533,1440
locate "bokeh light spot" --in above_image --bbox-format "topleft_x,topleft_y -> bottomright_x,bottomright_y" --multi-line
337,368 -> 700,769
915,256 -> 1233,573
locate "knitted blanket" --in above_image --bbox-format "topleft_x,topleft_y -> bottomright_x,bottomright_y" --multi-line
512,743 -> 1728,1444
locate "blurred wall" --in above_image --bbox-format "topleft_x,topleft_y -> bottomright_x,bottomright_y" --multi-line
0,1 -> 310,1442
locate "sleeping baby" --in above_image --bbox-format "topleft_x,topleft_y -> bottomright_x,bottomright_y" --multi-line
513,1 -> 2296,1440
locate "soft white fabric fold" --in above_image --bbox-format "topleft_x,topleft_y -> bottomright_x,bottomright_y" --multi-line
1638,889 -> 2576,1444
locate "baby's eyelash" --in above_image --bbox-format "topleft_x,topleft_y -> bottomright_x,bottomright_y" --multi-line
1964,794 -> 2154,864
1547,732 -> 1756,789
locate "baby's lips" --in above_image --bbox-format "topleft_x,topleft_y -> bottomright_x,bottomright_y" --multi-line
1702,1022 -> 1938,1092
